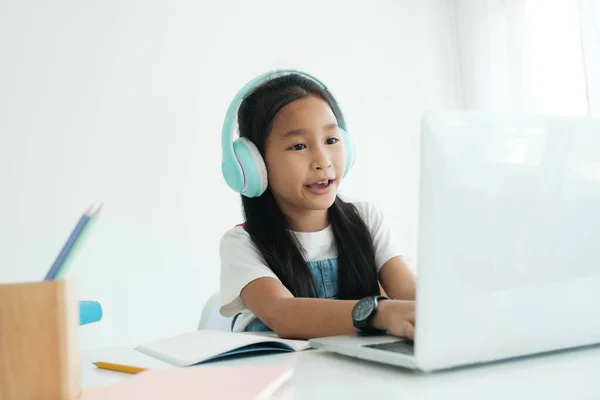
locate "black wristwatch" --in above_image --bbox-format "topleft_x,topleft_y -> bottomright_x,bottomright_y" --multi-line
352,295 -> 389,334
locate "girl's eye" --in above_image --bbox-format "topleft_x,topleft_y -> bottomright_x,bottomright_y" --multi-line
289,143 -> 306,151
326,137 -> 339,145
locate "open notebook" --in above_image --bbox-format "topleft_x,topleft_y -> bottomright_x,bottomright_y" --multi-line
135,330 -> 311,367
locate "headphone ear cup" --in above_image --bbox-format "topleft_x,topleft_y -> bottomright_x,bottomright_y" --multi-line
232,137 -> 268,197
340,127 -> 355,177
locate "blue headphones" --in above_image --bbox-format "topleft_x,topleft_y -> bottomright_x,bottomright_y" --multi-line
221,69 -> 355,198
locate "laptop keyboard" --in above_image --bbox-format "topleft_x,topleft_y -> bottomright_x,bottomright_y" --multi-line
363,340 -> 415,355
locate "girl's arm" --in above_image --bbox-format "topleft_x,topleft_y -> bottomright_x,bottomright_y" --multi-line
240,276 -> 414,340
378,256 -> 416,300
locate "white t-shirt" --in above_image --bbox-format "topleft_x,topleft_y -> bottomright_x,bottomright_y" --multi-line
218,201 -> 402,332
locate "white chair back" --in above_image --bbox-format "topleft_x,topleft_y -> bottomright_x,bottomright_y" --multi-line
198,291 -> 233,331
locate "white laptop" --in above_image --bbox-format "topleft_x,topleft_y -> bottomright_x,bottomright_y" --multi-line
309,110 -> 600,372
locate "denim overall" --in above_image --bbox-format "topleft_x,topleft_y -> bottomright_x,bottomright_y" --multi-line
231,258 -> 339,332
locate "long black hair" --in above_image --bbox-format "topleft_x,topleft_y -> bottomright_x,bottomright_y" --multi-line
238,73 -> 380,300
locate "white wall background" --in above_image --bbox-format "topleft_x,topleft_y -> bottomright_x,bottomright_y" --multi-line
578,0 -> 600,116
447,0 -> 589,116
0,0 -> 458,350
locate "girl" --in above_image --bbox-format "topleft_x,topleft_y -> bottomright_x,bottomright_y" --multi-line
219,70 -> 416,340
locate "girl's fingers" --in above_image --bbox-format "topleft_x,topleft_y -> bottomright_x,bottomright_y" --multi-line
403,321 -> 416,341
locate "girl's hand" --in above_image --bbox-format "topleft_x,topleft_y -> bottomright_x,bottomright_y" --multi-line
372,299 -> 415,340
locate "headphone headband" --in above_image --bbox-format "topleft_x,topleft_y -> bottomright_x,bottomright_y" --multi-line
221,69 -> 330,158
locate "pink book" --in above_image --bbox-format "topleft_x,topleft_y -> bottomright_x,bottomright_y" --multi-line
83,365 -> 293,400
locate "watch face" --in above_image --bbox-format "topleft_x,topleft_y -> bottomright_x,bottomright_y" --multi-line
353,298 -> 374,321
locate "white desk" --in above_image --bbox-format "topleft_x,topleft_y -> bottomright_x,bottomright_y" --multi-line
82,343 -> 600,399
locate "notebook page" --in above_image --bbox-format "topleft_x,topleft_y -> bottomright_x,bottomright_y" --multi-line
136,330 -> 309,366
243,331 -> 310,351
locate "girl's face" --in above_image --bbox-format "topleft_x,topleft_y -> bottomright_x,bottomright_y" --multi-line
264,95 -> 346,221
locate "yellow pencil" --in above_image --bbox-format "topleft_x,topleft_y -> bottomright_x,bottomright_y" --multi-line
93,361 -> 147,374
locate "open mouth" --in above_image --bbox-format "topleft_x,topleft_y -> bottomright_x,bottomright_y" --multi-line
305,179 -> 335,194
306,180 -> 332,189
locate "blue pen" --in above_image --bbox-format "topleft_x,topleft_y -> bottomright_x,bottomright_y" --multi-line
44,205 -> 94,280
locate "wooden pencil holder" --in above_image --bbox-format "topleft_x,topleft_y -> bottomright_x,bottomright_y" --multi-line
0,280 -> 80,400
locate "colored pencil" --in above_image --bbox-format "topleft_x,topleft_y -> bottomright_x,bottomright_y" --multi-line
44,205 -> 94,280
54,203 -> 103,280
93,361 -> 147,374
